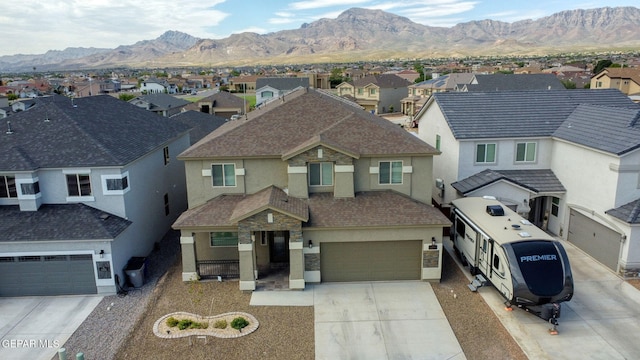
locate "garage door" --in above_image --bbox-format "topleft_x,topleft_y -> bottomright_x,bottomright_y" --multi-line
0,254 -> 97,296
321,241 -> 421,282
568,209 -> 622,271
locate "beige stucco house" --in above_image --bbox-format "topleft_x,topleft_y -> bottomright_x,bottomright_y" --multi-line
591,67 -> 640,102
173,88 -> 451,291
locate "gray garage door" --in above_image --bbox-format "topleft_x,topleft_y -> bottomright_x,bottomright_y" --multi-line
321,241 -> 421,282
0,254 -> 97,296
568,209 -> 622,271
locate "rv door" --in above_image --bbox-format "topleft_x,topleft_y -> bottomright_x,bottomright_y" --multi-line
477,234 -> 491,277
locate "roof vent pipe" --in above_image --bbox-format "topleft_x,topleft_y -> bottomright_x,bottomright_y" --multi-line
6,120 -> 13,134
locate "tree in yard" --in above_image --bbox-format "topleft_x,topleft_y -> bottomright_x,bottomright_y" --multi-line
561,79 -> 576,89
118,93 -> 136,101
593,59 -> 613,75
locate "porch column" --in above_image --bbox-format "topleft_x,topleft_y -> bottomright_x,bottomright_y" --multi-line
180,232 -> 198,281
289,224 -> 305,290
238,230 -> 256,291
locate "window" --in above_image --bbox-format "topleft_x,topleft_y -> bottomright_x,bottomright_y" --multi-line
309,162 -> 333,186
67,174 -> 92,197
20,181 -> 40,195
102,172 -> 130,195
164,193 -> 170,216
212,164 -> 236,187
163,146 -> 170,165
261,90 -> 274,98
96,261 -> 112,280
210,232 -> 239,247
435,135 -> 441,151
357,88 -> 363,95
369,88 -> 376,95
379,161 -> 403,185
0,175 -> 17,198
551,197 -> 560,217
516,142 -> 536,162
476,143 -> 496,163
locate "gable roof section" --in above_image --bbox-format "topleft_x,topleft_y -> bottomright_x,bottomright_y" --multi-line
553,104 -> 640,155
464,74 -> 565,92
352,74 -> 411,88
451,169 -> 566,195
179,88 -> 437,159
606,198 -> 640,224
229,186 -> 308,223
256,77 -> 308,90
0,204 -> 131,242
170,110 -> 227,144
131,93 -> 190,111
429,89 -> 638,140
595,68 -> 640,85
0,95 -> 191,171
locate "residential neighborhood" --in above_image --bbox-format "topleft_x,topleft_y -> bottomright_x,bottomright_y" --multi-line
1,55 -> 640,360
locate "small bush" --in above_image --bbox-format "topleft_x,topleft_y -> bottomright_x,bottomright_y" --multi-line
166,317 -> 179,327
214,319 -> 228,329
231,317 -> 249,330
178,319 -> 193,330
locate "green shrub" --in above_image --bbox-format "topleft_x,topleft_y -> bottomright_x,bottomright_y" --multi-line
214,319 -> 228,329
166,317 -> 179,327
178,319 -> 193,330
191,321 -> 209,329
231,317 -> 249,330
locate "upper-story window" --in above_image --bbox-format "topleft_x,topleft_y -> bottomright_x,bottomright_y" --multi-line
20,181 -> 40,196
475,143 -> 496,163
212,164 -> 236,187
0,175 -> 17,198
357,88 -> 363,95
435,135 -> 441,151
102,172 -> 130,195
163,146 -> 170,165
379,161 -> 403,185
369,88 -> 377,96
515,142 -> 536,163
67,174 -> 92,197
309,162 -> 333,186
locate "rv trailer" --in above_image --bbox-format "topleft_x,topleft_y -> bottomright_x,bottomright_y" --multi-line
451,197 -> 573,333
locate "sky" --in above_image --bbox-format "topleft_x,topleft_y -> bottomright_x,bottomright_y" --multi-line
1,0 -> 638,56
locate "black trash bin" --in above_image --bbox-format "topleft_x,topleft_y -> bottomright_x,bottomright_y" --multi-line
124,257 -> 146,288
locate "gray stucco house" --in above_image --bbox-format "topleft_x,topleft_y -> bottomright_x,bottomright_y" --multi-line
173,88 -> 450,291
0,95 -> 191,296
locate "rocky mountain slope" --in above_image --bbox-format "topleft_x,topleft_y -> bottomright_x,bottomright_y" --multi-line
2,7 -> 639,71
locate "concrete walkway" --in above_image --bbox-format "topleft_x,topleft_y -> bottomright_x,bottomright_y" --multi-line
0,295 -> 103,360
251,281 -> 466,360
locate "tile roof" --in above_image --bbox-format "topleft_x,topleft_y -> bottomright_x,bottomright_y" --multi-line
256,77 -> 309,90
464,74 -> 565,92
451,169 -> 566,195
428,89 -> 639,140
170,110 -> 227,144
606,198 -> 640,224
413,73 -> 474,90
553,104 -> 640,155
179,88 -> 437,159
0,204 -> 131,242
352,74 -> 411,88
0,95 -> 191,171
173,189 -> 451,229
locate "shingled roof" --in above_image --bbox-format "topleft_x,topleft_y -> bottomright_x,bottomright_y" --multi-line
553,104 -> 640,155
0,204 -> 131,242
351,74 -> 411,88
464,74 -> 565,92
427,89 -> 639,140
606,198 -> 640,224
451,169 -> 566,195
0,95 -> 191,171
256,77 -> 309,90
179,88 -> 437,159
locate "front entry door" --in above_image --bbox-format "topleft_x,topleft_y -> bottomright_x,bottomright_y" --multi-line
269,231 -> 290,264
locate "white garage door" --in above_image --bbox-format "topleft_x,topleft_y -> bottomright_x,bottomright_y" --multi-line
0,254 -> 97,296
321,241 -> 422,282
568,209 -> 622,271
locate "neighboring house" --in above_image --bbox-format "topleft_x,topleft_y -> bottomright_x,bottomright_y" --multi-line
129,93 -> 191,117
99,79 -> 121,94
336,74 -> 410,114
460,74 -> 566,92
183,91 -> 246,119
591,67 -> 640,101
0,95 -> 191,296
170,110 -> 228,144
172,88 -> 451,291
255,77 -> 308,106
139,78 -> 169,94
401,73 -> 474,116
228,75 -> 259,93
414,88 -> 640,277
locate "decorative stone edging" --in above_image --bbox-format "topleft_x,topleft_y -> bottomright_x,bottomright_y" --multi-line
153,311 -> 259,339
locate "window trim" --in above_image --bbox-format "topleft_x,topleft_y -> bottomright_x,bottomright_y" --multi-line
515,142 -> 537,163
378,160 -> 403,185
211,163 -> 237,187
16,178 -> 41,200
101,172 -> 130,195
308,162 -> 333,187
475,143 -> 497,164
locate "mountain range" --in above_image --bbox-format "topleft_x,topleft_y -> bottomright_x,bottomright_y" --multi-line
2,6 -> 639,72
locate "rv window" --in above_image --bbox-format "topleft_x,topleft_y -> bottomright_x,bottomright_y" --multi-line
456,220 -> 466,237
482,239 -> 487,253
493,254 -> 500,269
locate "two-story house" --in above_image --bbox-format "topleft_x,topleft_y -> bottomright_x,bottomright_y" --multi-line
255,77 -> 309,107
183,90 -> 246,119
173,88 -> 451,291
336,74 -> 410,114
414,88 -> 640,277
129,93 -> 191,117
0,95 -> 191,296
401,73 -> 474,117
591,67 -> 640,102
139,78 -> 169,94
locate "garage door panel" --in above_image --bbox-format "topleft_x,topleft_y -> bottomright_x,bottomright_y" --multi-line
321,241 -> 421,282
0,255 -> 97,297
568,209 -> 621,271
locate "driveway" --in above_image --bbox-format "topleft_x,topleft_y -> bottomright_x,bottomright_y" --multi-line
448,239 -> 640,360
0,295 -> 103,360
